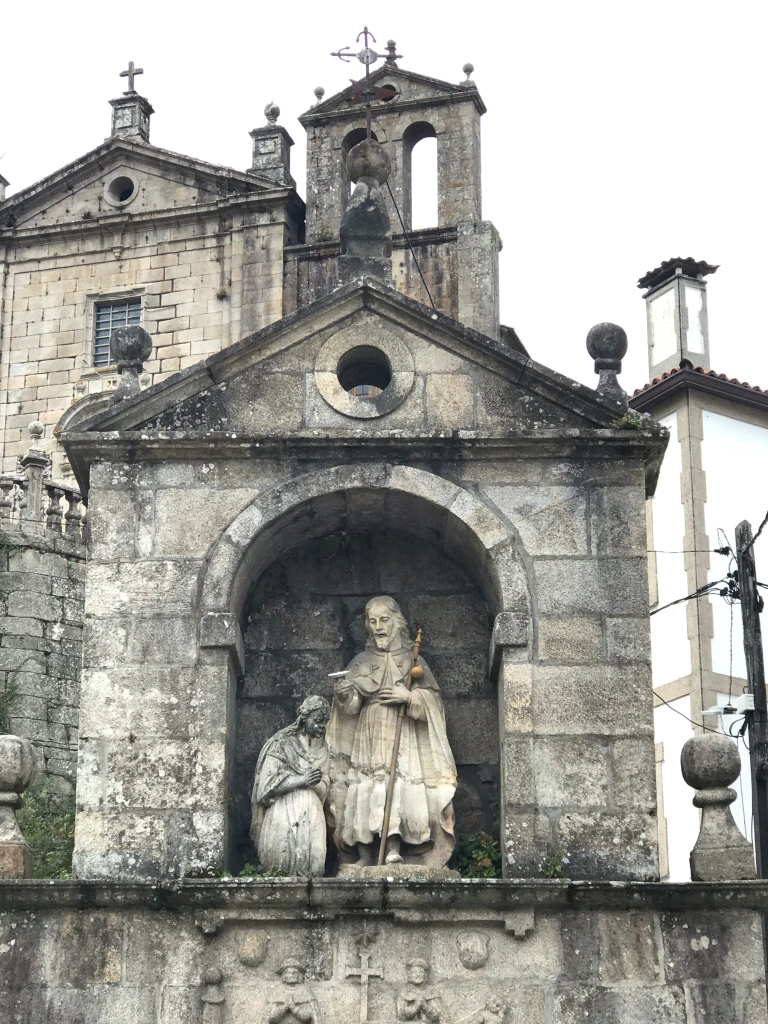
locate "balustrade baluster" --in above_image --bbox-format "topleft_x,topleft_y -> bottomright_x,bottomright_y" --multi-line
0,478 -> 15,520
44,485 -> 64,533
64,491 -> 84,539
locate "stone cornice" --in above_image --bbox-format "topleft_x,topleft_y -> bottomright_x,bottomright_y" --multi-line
62,428 -> 668,501
0,190 -> 304,248
1,878 -> 767,914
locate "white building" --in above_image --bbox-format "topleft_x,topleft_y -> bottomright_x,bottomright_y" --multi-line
629,257 -> 768,881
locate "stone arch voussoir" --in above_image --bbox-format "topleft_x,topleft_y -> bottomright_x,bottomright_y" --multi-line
198,464 -> 530,659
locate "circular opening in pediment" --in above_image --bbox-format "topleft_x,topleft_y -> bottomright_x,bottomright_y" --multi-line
108,176 -> 135,203
337,346 -> 392,396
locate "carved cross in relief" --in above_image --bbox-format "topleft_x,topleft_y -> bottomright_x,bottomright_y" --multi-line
346,950 -> 383,1022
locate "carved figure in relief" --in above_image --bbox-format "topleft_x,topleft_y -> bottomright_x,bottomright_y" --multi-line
327,596 -> 457,867
456,931 -> 489,970
267,960 -> 321,1024
473,997 -> 506,1024
397,958 -> 442,1023
250,696 -> 331,876
201,967 -> 225,1024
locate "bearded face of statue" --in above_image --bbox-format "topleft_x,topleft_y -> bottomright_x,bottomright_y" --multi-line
367,601 -> 399,651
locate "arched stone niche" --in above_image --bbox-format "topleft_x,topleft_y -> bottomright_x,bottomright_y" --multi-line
197,464 -> 530,873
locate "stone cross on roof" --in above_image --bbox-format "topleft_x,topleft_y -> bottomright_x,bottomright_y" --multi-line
119,61 -> 143,93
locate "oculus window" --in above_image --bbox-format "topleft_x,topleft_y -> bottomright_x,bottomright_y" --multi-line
94,297 -> 141,367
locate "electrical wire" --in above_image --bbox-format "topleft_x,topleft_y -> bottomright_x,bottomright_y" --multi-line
650,548 -> 733,555
743,509 -> 768,556
652,689 -> 722,734
650,579 -> 728,616
384,180 -> 436,309
728,598 -> 735,701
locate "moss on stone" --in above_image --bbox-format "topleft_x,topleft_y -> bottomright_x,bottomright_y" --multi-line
16,781 -> 75,879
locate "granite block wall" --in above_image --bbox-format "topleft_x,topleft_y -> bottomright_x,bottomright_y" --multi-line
0,526 -> 85,793
0,882 -> 765,1024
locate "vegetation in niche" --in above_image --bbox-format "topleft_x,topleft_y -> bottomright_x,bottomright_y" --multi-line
238,861 -> 287,877
611,410 -> 651,430
541,846 -> 571,879
449,830 -> 503,878
16,781 -> 76,879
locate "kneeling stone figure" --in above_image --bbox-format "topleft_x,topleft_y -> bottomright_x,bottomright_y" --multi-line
250,695 -> 331,876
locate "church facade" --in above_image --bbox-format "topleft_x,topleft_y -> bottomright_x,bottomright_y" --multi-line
0,49 -> 766,1024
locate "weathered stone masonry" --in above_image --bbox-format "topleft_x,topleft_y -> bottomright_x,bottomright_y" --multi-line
0,526 -> 84,794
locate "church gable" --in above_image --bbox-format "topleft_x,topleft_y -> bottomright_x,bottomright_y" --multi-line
2,139 -> 276,230
75,281 -> 624,437
304,65 -> 485,121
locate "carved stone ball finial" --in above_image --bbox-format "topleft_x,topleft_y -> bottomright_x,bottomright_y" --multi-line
314,86 -> 325,106
110,324 -> 153,373
28,420 -> 44,443
586,322 -> 628,409
264,101 -> 280,125
681,732 -> 756,881
347,139 -> 391,185
463,62 -> 475,82
109,325 -> 153,405
0,734 -> 38,878
339,139 -> 393,282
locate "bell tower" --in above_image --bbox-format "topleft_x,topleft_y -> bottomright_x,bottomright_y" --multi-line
287,42 -> 501,340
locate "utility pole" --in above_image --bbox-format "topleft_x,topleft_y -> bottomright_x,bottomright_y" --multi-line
735,519 -> 768,880
735,520 -> 768,1006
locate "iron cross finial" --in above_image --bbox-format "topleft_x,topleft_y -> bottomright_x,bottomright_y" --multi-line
119,61 -> 144,93
331,28 -> 402,139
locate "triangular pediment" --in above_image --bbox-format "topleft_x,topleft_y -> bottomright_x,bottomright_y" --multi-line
0,137 -> 283,230
300,65 -> 485,124
67,278 -> 627,439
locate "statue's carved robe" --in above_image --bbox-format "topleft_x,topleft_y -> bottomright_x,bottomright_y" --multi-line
250,724 -> 330,876
327,645 -> 456,860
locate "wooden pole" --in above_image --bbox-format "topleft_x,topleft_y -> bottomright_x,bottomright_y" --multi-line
735,521 -> 768,878
735,520 -> 768,998
377,628 -> 423,866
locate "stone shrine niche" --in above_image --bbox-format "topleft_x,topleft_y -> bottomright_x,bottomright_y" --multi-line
232,528 -> 497,873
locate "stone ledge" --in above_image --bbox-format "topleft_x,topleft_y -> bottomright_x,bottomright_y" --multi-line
1,878 -> 768,914
0,521 -> 86,559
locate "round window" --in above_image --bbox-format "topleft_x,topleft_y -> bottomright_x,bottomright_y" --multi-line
337,346 -> 392,396
104,175 -> 138,207
314,324 -> 415,419
109,176 -> 135,202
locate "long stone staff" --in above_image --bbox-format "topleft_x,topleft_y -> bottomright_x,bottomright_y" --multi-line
377,627 -> 423,866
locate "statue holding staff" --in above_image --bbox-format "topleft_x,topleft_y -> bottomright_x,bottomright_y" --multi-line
326,596 -> 457,868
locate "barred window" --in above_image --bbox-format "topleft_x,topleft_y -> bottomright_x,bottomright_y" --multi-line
94,297 -> 141,367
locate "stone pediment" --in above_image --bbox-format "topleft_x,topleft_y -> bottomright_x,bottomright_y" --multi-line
68,278 -> 632,444
300,66 -> 486,124
0,136 -> 284,232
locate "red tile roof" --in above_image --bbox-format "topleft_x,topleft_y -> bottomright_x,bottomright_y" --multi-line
632,363 -> 768,397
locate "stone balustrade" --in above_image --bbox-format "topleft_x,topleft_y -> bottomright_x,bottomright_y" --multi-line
0,423 -> 85,542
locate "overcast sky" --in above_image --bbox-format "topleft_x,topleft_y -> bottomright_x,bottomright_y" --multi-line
2,0 -> 766,393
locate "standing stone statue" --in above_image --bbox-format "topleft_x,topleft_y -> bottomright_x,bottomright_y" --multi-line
327,596 -> 457,868
250,696 -> 331,877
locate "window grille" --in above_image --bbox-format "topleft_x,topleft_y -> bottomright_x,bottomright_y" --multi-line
94,297 -> 141,367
